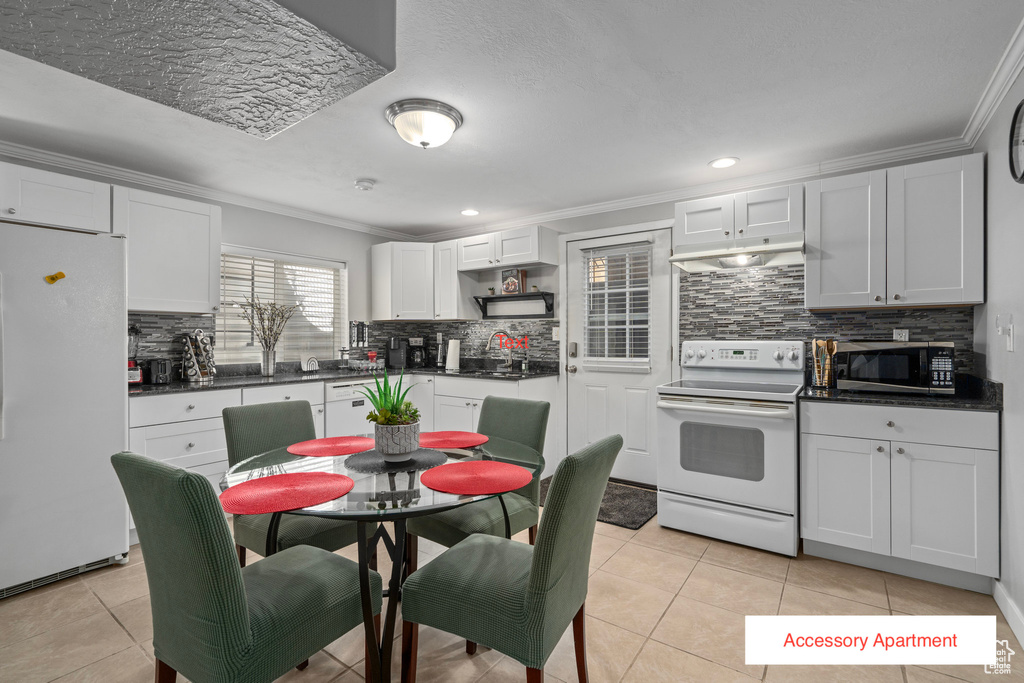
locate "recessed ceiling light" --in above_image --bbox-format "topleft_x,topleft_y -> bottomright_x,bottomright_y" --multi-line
709,157 -> 739,169
354,178 -> 375,191
461,209 -> 479,216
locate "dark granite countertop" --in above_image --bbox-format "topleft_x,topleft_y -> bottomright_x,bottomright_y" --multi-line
129,364 -> 559,396
799,375 -> 1002,412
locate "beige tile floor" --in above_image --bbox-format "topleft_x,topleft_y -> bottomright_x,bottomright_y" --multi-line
1,515 -> 1021,683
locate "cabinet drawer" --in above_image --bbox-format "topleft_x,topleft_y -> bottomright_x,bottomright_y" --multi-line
129,388 -> 242,427
800,402 -> 998,450
242,382 -> 324,407
129,417 -> 228,467
433,377 -> 519,401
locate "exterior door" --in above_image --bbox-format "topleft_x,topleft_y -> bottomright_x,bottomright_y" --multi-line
804,170 -> 887,309
566,229 -> 671,485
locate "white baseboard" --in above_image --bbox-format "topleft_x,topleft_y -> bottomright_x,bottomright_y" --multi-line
994,581 -> 1024,645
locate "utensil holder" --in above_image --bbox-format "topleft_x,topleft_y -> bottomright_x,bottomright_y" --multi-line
811,340 -> 836,389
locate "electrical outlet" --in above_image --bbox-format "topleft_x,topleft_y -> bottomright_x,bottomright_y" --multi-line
1009,323 -> 1015,352
552,326 -> 560,341
893,329 -> 909,342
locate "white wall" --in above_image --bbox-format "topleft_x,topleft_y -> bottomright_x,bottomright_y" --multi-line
219,203 -> 387,321
973,72 -> 1024,638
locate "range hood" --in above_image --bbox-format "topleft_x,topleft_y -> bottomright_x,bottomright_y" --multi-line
669,233 -> 804,273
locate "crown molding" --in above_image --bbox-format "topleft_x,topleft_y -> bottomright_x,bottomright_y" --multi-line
962,16 -> 1024,147
421,136 -> 973,240
0,140 -> 410,240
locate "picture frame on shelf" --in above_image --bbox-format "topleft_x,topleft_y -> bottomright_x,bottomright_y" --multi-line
501,268 -> 525,294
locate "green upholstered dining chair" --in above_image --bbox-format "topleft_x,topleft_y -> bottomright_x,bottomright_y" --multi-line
406,397 -> 550,560
222,400 -> 359,566
111,451 -> 381,683
400,434 -> 622,683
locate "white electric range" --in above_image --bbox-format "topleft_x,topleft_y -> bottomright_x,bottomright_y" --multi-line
656,340 -> 805,556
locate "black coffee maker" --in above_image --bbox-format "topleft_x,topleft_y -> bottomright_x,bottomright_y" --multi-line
408,337 -> 426,368
386,337 -> 408,369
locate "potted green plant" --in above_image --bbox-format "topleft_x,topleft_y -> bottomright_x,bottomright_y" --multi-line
358,370 -> 421,461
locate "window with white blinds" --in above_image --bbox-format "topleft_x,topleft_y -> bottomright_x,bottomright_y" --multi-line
216,251 -> 347,364
582,243 -> 651,361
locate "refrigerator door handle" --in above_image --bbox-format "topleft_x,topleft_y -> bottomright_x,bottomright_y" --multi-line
0,271 -> 5,440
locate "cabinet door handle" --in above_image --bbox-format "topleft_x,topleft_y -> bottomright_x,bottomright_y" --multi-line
427,379 -> 433,383
436,314 -> 440,318
465,401 -> 471,406
876,446 -> 884,452
284,395 -> 291,400
187,404 -> 196,410
488,260 -> 493,264
886,421 -> 895,427
738,229 -> 744,234
724,230 -> 730,236
892,294 -> 902,301
896,447 -> 905,454
874,295 -> 882,302
472,402 -> 479,407
187,442 -> 196,449
495,259 -> 500,263
396,314 -> 400,318
6,208 -> 15,215
211,306 -> 219,311
317,408 -> 324,414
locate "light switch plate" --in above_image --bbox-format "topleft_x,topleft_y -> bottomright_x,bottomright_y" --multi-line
552,326 -> 560,341
893,329 -> 909,342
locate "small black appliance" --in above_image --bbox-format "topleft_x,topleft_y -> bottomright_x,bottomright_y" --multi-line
386,337 -> 408,369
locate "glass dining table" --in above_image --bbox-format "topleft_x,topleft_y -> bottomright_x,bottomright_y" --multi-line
221,444 -> 540,683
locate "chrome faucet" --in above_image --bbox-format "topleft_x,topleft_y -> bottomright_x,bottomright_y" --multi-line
486,330 -> 514,370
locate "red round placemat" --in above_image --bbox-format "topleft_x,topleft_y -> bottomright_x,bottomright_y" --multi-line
219,472 -> 354,515
420,460 -> 532,495
286,436 -> 375,457
418,431 -> 490,450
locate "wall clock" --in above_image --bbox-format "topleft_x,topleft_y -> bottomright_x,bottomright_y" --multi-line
1011,98 -> 1024,183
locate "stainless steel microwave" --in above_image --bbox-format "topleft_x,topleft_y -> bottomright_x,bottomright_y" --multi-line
833,341 -> 955,395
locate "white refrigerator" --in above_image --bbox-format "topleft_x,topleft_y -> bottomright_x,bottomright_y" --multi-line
0,222 -> 129,594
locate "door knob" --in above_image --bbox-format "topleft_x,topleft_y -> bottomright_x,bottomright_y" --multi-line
565,365 -> 577,374
876,446 -> 884,452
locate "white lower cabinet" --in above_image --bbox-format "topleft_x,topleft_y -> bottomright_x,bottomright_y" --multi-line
433,395 -> 479,432
800,402 -> 999,577
405,377 -> 435,431
801,434 -> 890,555
890,441 -> 999,576
241,382 -> 325,436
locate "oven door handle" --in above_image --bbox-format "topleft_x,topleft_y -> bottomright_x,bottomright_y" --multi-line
656,400 -> 796,419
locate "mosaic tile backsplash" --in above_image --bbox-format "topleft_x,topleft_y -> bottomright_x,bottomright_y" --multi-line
678,264 -> 976,373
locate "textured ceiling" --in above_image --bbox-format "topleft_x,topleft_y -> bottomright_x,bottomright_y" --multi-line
0,1 -> 1022,236
0,0 -> 390,139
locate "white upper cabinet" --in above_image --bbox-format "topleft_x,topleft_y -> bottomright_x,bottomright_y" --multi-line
673,194 -> 735,245
114,187 -> 222,314
371,242 -> 434,320
457,233 -> 496,270
433,239 -> 460,320
456,226 -> 557,271
805,153 -> 984,310
886,154 -> 984,306
735,184 -> 804,239
0,161 -> 111,233
673,184 -> 803,247
805,170 -> 887,309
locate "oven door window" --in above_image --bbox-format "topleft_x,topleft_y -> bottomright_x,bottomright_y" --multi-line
679,422 -> 765,482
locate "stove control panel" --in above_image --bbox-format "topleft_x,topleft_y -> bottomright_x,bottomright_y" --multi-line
682,340 -> 804,370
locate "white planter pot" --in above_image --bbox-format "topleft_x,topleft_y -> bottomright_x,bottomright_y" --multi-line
374,422 -> 420,462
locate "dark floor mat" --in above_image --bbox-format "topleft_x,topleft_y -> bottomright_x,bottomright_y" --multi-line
538,477 -> 657,530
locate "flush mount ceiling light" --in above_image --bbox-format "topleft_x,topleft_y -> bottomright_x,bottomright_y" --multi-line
385,99 -> 463,149
460,209 -> 479,216
709,157 -> 740,169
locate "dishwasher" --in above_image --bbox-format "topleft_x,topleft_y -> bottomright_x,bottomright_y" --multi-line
324,379 -> 376,438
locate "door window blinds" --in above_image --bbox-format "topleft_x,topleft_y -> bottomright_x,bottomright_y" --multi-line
582,243 -> 651,362
216,252 -> 347,363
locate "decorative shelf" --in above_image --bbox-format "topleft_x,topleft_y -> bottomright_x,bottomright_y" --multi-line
472,291 -> 555,319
